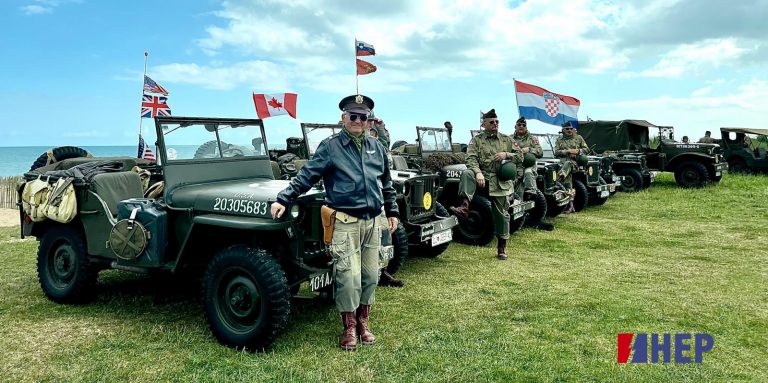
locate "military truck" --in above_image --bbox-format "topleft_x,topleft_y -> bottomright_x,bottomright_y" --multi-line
17,116 -> 395,351
718,127 -> 768,173
534,133 -> 612,211
578,120 -> 727,188
298,123 -> 458,267
392,126 -> 535,246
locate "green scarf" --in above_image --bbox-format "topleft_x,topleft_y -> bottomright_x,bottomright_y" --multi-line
342,127 -> 364,152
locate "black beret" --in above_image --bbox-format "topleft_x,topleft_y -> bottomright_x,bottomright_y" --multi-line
339,94 -> 374,113
482,109 -> 497,119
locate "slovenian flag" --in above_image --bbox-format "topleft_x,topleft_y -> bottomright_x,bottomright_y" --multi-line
515,80 -> 580,127
356,39 -> 375,56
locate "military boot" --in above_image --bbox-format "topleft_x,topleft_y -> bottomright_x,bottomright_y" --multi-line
340,312 -> 357,351
497,238 -> 508,260
356,305 -> 376,345
449,197 -> 471,219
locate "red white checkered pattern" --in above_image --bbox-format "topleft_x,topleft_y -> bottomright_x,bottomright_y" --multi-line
544,96 -> 559,117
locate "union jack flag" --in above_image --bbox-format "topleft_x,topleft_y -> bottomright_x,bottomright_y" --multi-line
141,94 -> 172,118
143,75 -> 169,96
138,135 -> 156,161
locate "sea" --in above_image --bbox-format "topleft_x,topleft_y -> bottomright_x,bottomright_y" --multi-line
0,146 -> 150,177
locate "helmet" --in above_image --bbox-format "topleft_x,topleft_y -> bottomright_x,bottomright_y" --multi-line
497,161 -> 518,181
575,154 -> 589,166
522,153 -> 537,168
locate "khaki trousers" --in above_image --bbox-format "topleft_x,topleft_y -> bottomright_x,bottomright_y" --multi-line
330,213 -> 382,312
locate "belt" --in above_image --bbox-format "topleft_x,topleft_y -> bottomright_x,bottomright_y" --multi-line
334,210 -> 378,223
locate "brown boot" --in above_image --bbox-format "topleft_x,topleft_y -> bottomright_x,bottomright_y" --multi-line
497,237 -> 508,260
449,198 -> 471,219
340,312 -> 357,351
356,305 -> 376,345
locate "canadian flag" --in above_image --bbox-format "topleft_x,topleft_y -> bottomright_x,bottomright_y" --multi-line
253,93 -> 298,119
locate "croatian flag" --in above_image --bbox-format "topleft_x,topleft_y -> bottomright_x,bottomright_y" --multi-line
253,93 -> 298,119
515,80 -> 580,127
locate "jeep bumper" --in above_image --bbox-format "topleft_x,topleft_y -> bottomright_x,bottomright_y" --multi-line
511,200 -> 535,220
714,162 -> 728,176
595,184 -> 611,198
412,215 -> 459,244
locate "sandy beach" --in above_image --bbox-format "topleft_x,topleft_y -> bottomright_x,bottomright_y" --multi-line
0,208 -> 18,227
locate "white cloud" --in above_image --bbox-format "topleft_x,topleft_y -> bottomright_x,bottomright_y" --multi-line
20,5 -> 52,14
619,39 -> 749,78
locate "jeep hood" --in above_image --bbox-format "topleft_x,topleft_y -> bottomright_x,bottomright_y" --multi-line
167,178 -> 324,217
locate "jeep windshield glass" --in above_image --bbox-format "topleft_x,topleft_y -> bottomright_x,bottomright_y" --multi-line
161,122 -> 266,161
304,124 -> 343,155
419,128 -> 452,152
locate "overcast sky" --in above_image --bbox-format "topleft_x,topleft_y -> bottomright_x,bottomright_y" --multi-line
2,0 -> 767,147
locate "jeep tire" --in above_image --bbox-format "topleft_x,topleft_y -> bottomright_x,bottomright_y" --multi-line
617,168 -> 644,193
589,178 -> 609,206
386,223 -> 409,274
728,157 -> 747,173
452,195 -> 494,246
524,189 -> 547,225
203,245 -> 291,351
37,225 -> 98,303
572,179 -> 589,212
674,161 -> 709,188
30,146 -> 91,172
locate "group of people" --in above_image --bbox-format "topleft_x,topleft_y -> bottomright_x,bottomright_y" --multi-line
681,131 -> 717,144
269,94 -> 592,351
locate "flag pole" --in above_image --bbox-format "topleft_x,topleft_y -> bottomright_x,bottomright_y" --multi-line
139,51 -> 148,141
354,38 -> 359,94
513,77 -> 521,118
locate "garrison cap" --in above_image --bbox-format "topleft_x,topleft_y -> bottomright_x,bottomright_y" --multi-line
562,120 -> 574,128
339,94 -> 374,114
516,117 -> 527,125
482,109 -> 498,119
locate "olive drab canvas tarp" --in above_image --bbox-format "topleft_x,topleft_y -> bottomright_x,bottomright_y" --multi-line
720,128 -> 768,136
577,120 -> 656,154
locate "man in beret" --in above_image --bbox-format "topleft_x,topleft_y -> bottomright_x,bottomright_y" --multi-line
271,94 -> 399,351
554,121 -> 589,213
464,109 -> 523,260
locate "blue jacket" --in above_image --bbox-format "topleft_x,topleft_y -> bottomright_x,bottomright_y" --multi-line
277,131 -> 399,219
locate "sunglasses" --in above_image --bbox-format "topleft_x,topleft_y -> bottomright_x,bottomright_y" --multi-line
563,127 -> 575,130
516,124 -> 527,127
486,120 -> 499,124
347,113 -> 368,122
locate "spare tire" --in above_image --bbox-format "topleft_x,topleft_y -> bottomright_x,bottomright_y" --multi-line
30,146 -> 91,171
391,140 -> 408,151
194,140 -> 228,159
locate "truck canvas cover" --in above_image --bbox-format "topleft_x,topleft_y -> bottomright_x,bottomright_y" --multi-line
577,120 -> 657,153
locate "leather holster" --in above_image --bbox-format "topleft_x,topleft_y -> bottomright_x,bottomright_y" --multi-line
321,205 -> 337,246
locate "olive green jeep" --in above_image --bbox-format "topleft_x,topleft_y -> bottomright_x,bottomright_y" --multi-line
717,127 -> 768,173
18,116 -> 382,351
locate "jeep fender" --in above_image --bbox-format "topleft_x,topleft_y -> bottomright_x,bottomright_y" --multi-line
666,153 -> 714,171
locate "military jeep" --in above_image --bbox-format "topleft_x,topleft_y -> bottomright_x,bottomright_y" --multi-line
535,133 -> 612,212
298,123 -> 458,266
389,127 -> 534,246
718,127 -> 768,173
17,116 -> 372,351
578,120 -> 726,188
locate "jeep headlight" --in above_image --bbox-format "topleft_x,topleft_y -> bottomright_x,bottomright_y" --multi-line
290,205 -> 301,218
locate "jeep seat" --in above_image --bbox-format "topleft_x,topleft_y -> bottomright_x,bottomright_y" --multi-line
270,161 -> 281,179
404,144 -> 419,155
91,171 -> 144,216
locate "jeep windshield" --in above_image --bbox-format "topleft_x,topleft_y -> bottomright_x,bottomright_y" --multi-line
301,123 -> 344,156
418,127 -> 452,152
533,133 -> 558,157
159,119 -> 267,161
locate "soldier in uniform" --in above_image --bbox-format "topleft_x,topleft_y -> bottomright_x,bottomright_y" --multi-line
681,136 -> 690,143
271,94 -> 399,351
511,117 -> 543,196
698,131 -> 715,143
511,117 -> 553,231
465,109 -> 523,260
555,121 -> 589,187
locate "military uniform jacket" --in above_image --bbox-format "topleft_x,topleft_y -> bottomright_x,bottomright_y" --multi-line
466,131 -> 523,196
554,134 -> 589,158
277,132 -> 399,219
513,132 -> 544,158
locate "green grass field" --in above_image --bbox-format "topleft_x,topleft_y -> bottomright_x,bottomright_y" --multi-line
1,173 -> 766,382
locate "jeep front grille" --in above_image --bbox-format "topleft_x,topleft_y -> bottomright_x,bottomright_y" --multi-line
404,175 -> 437,221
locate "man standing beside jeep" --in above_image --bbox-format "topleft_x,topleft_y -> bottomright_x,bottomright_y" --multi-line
271,94 -> 399,351
464,109 -> 523,260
